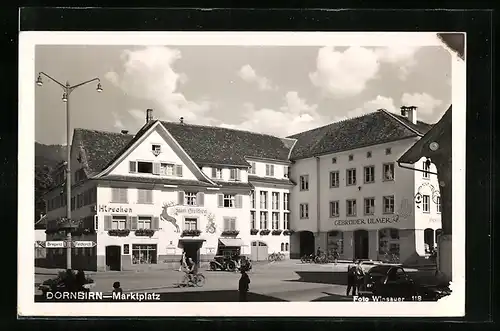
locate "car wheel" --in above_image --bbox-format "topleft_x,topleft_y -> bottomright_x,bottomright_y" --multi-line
227,261 -> 235,272
209,262 -> 217,271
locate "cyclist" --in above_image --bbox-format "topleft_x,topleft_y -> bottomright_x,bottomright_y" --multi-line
185,257 -> 197,284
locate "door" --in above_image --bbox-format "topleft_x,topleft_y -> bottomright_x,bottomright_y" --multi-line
105,245 -> 121,271
183,242 -> 201,266
257,241 -> 268,261
251,241 -> 258,261
354,230 -> 369,260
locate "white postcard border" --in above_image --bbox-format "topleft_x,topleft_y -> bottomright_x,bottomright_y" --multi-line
18,31 -> 466,317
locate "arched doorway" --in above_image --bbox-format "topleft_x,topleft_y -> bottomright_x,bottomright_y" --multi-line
299,231 -> 314,256
327,231 -> 344,256
435,228 -> 443,247
378,228 -> 400,262
424,228 -> 435,254
250,241 -> 268,261
354,230 -> 369,260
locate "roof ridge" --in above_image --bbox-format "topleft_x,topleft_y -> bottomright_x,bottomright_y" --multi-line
161,120 -> 287,140
378,109 -> 424,136
74,127 -> 134,136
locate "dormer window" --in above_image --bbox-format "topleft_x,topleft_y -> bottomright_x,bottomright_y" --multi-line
211,167 -> 223,179
249,162 -> 256,175
229,168 -> 241,181
129,161 -> 182,177
265,164 -> 275,177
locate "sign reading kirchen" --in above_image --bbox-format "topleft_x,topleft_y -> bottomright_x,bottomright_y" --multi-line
96,205 -> 133,213
334,215 -> 400,226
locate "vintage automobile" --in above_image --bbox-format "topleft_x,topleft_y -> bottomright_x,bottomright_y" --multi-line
38,270 -> 95,296
360,265 -> 451,301
209,255 -> 252,272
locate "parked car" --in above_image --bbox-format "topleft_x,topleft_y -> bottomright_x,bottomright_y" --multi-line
360,265 -> 451,300
210,255 -> 241,271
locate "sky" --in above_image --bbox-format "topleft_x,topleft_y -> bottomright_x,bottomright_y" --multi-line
34,43 -> 451,145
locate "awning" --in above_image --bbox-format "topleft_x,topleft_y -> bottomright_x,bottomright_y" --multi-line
219,238 -> 244,247
179,238 -> 206,243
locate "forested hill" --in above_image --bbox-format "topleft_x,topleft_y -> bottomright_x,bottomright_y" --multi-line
34,142 -> 68,224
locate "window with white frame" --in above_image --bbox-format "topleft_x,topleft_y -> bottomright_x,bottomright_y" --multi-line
346,199 -> 357,216
422,195 -> 430,212
230,168 -> 241,181
436,196 -> 441,213
212,167 -> 223,179
364,197 -> 375,215
223,217 -> 237,231
184,218 -> 198,230
137,216 -> 151,229
299,203 -> 309,219
272,212 -> 280,229
272,192 -> 279,210
265,164 -> 275,177
300,175 -> 309,191
283,193 -> 290,211
364,166 -> 375,183
330,171 -> 339,188
185,192 -> 197,206
250,190 -> 255,209
260,191 -> 268,209
249,162 -> 256,175
329,201 -> 339,217
223,194 -> 235,208
260,211 -> 268,229
250,211 -> 256,229
160,163 -> 175,176
284,213 -> 290,230
383,195 -> 395,214
111,216 -> 127,230
346,169 -> 357,186
111,188 -> 128,203
423,161 -> 431,179
132,244 -> 157,264
383,163 -> 395,181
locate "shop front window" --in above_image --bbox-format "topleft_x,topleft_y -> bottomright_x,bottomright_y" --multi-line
327,231 -> 344,254
378,228 -> 400,262
132,244 -> 157,264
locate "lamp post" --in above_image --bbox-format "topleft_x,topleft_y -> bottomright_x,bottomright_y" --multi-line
36,72 -> 102,269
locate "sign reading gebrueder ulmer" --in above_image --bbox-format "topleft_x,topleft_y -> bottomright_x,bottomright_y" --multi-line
333,215 -> 400,227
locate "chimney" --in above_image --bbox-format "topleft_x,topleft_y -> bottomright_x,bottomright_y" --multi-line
121,130 -> 129,134
179,117 -> 184,124
146,109 -> 153,123
400,105 -> 418,125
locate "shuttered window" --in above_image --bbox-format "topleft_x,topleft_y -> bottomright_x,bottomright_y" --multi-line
175,165 -> 183,177
218,194 -> 241,208
137,189 -> 153,204
196,192 -> 205,207
223,217 -> 237,231
129,161 -> 137,173
111,188 -> 128,203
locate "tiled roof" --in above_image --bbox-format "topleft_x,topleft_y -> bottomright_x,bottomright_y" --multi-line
74,128 -> 134,176
99,175 -> 215,187
213,181 -> 253,189
248,175 -> 296,186
161,121 -> 292,167
287,110 -> 433,161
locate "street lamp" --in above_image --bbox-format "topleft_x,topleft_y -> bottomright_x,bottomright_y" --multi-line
36,72 -> 102,270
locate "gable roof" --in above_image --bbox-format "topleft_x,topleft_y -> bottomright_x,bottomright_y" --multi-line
161,121 -> 292,167
287,110 -> 434,161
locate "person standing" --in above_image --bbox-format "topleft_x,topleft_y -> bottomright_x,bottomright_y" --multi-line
179,251 -> 187,272
355,260 -> 365,294
346,264 -> 357,296
238,269 -> 251,301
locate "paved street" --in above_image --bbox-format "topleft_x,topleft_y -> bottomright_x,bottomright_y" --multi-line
35,260 -> 435,302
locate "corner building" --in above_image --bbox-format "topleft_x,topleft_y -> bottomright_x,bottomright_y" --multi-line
43,107 -> 443,271
44,112 -> 295,271
287,108 -> 443,264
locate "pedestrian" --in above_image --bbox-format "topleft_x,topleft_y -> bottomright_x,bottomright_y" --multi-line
112,281 -> 123,294
238,269 -> 251,302
346,264 -> 357,296
333,249 -> 339,265
355,260 -> 365,294
179,251 -> 186,272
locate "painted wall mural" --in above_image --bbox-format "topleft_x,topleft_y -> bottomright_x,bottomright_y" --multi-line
160,201 -> 180,233
206,213 -> 217,234
414,182 -> 441,209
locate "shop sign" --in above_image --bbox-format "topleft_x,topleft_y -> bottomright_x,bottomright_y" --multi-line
334,215 -> 400,226
174,206 -> 207,215
96,205 -> 133,213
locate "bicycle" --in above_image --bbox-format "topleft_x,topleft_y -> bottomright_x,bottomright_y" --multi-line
180,272 -> 206,287
300,254 -> 314,263
268,252 -> 285,262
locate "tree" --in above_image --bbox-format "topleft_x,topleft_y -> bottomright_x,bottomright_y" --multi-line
34,165 -> 54,222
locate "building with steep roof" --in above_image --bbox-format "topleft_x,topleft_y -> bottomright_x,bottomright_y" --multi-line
42,106 -> 443,271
